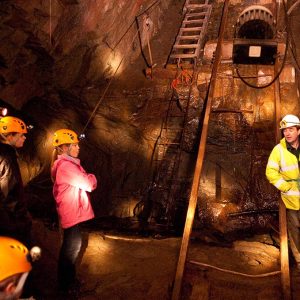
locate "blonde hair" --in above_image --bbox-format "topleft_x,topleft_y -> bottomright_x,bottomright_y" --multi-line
51,149 -> 58,183
50,145 -> 71,182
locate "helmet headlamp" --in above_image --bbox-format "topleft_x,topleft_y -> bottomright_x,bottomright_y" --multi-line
78,133 -> 85,141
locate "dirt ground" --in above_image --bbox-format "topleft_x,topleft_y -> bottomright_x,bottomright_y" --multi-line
25,220 -> 300,300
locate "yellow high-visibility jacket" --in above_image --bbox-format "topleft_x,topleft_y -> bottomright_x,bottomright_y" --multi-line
266,138 -> 300,210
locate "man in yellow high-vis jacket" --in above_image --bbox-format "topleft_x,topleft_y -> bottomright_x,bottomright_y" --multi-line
266,114 -> 300,269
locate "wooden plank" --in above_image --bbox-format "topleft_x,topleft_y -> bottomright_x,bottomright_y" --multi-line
233,38 -> 277,46
176,35 -> 201,40
171,1 -> 230,299
180,27 -> 203,31
170,53 -> 197,59
183,20 -> 205,24
279,200 -> 291,300
186,4 -> 209,9
173,44 -> 198,49
274,59 -> 291,299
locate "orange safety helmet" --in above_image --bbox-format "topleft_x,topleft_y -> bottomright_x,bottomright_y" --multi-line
0,237 -> 32,282
0,116 -> 27,134
53,129 -> 79,147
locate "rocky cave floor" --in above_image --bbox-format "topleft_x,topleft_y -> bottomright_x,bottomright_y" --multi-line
25,219 -> 300,300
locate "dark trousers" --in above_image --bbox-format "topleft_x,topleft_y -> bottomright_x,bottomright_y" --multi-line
58,224 -> 82,291
287,209 -> 300,264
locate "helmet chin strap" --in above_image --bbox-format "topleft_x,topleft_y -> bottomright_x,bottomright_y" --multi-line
56,145 -> 63,153
57,145 -> 74,157
13,272 -> 29,296
0,133 -> 16,147
0,273 -> 29,300
0,133 -> 8,142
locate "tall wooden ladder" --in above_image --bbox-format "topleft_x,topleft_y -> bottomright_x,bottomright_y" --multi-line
148,69 -> 196,227
170,2 -> 228,299
168,0 -> 212,66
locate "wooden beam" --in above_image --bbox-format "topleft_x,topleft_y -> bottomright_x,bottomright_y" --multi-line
171,1 -> 230,299
279,200 -> 291,300
274,57 -> 291,300
233,38 -> 277,47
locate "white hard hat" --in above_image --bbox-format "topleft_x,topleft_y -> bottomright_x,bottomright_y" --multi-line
280,114 -> 300,129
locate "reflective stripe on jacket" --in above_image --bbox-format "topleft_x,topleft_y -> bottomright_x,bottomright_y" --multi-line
266,138 -> 300,210
51,154 -> 97,229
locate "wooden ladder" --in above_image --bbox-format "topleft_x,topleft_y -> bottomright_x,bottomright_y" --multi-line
168,0 -> 212,66
148,69 -> 196,227
171,2 -> 228,299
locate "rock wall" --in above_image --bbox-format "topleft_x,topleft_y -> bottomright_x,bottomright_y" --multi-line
0,0 -> 179,222
1,0 -> 300,236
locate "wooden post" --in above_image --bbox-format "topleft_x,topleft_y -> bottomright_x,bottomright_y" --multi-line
279,199 -> 291,300
171,1 -> 229,299
274,60 -> 291,300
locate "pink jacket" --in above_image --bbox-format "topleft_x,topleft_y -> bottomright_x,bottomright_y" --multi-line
51,154 -> 97,229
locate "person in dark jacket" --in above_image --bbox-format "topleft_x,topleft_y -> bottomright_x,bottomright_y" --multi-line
0,116 -> 31,247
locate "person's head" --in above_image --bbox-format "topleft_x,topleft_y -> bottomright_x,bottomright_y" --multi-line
0,116 -> 27,148
280,114 -> 300,145
0,237 -> 32,300
52,129 -> 80,158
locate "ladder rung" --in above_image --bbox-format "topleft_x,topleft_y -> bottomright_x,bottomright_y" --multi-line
186,3 -> 210,8
173,44 -> 198,49
186,4 -> 205,8
180,27 -> 202,32
184,4 -> 209,13
177,35 -> 201,40
170,53 -> 197,58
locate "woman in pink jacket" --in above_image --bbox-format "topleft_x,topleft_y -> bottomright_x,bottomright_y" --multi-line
51,129 -> 97,294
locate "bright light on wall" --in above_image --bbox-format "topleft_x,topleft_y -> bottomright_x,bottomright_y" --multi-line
107,52 -> 123,75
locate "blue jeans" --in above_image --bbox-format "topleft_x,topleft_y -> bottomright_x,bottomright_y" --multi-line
58,224 -> 82,291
